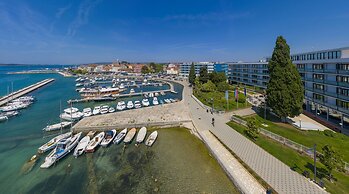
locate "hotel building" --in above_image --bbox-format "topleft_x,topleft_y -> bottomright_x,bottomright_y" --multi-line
228,47 -> 349,132
179,62 -> 228,77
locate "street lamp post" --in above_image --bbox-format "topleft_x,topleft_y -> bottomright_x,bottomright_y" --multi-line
299,119 -> 302,129
264,90 -> 267,120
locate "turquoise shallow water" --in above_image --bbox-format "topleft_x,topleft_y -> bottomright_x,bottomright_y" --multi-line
0,65 -> 237,194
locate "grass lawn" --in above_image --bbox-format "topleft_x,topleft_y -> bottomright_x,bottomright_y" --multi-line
227,121 -> 349,194
194,90 -> 251,111
242,114 -> 349,162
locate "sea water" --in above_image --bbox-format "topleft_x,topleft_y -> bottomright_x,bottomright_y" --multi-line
0,65 -> 238,193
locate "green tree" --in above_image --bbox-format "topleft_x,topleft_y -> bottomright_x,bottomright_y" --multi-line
245,118 -> 259,140
320,145 -> 344,180
201,80 -> 216,92
189,63 -> 196,85
266,36 -> 304,121
141,65 -> 150,74
217,81 -> 230,92
209,72 -> 227,85
199,66 -> 209,83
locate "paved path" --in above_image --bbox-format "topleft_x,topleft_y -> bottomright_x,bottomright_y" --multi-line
182,81 -> 326,194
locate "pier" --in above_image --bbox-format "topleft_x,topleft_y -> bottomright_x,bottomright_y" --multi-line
0,79 -> 55,106
67,89 -> 173,103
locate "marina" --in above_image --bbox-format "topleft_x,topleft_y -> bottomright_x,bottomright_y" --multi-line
0,66 -> 238,193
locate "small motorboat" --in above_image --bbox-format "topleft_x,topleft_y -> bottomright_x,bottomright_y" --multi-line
40,132 -> 82,168
85,132 -> 105,153
135,127 -> 147,145
108,107 -> 115,113
145,131 -> 158,146
164,99 -> 171,103
0,115 -> 8,122
100,105 -> 109,114
73,135 -> 91,157
113,128 -> 127,144
43,122 -> 72,132
134,101 -> 141,109
100,129 -> 117,147
130,88 -> 135,94
38,132 -> 72,153
142,99 -> 150,106
169,98 -> 176,103
92,106 -> 101,115
126,101 -> 134,109
152,97 -> 159,105
124,128 -> 137,143
116,101 -> 126,111
83,108 -> 92,117
60,107 -> 84,121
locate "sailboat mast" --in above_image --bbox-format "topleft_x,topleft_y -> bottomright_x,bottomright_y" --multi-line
60,100 -> 62,134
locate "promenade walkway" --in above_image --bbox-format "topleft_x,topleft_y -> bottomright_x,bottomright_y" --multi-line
182,82 -> 326,194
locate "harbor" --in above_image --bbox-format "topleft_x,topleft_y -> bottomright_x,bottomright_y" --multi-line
0,66 -> 238,193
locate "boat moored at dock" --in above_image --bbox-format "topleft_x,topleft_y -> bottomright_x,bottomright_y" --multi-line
73,135 -> 91,157
43,121 -> 72,132
100,129 -> 117,147
38,132 -> 72,153
85,132 -> 105,153
124,128 -> 137,143
113,128 -> 127,144
135,127 -> 147,145
60,107 -> 84,121
40,132 -> 82,168
145,131 -> 158,146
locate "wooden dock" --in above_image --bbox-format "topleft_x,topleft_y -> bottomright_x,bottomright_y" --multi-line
0,79 -> 55,106
67,89 -> 174,103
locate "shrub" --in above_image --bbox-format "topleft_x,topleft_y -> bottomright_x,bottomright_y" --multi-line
217,81 -> 230,92
201,80 -> 216,92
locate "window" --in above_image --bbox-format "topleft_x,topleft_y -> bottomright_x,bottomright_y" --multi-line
337,88 -> 349,96
337,76 -> 349,83
313,83 -> 325,91
336,100 -> 349,110
313,93 -> 325,102
297,64 -> 305,69
337,64 -> 349,71
313,64 -> 324,70
313,74 -> 324,80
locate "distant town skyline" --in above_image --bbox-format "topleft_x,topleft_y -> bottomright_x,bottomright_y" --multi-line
1,0 -> 349,64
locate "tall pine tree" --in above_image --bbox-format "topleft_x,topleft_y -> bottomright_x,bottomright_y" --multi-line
199,66 -> 209,83
189,63 -> 196,85
266,36 -> 304,120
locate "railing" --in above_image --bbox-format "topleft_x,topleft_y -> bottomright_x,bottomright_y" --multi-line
230,115 -> 349,172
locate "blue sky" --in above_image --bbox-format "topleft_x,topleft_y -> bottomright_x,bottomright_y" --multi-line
0,0 -> 349,64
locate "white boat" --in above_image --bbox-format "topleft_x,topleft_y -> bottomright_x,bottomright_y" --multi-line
60,107 -> 84,121
1,111 -> 19,117
124,128 -> 137,143
149,92 -> 154,97
170,98 -> 176,103
152,97 -> 159,105
119,83 -> 125,89
100,129 -> 117,147
134,101 -> 141,109
164,99 -> 171,103
116,101 -> 126,111
113,128 -> 127,144
100,105 -> 109,114
154,92 -> 159,97
75,83 -> 83,87
135,127 -> 147,145
83,108 -> 92,117
40,132 -> 82,168
85,132 -> 105,153
108,107 -> 115,113
0,102 -> 31,112
130,88 -> 135,94
142,99 -> 150,106
43,121 -> 72,132
73,135 -> 91,157
11,96 -> 35,103
0,116 -> 8,122
126,101 -> 134,109
92,106 -> 101,115
38,132 -> 72,153
145,131 -> 158,146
